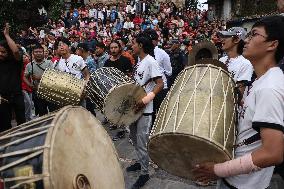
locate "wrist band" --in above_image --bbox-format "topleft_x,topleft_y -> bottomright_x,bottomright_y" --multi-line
214,153 -> 261,178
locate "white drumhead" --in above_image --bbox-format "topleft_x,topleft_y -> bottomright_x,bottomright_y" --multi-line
104,83 -> 146,126
44,106 -> 125,189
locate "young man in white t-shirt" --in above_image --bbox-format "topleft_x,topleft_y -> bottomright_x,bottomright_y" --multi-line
54,38 -> 90,107
54,37 -> 90,81
218,27 -> 254,102
126,33 -> 164,189
193,15 -> 284,189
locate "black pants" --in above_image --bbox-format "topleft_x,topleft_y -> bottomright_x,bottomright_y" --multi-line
0,93 -> 26,132
152,89 -> 169,127
86,98 -> 96,117
32,92 -> 57,116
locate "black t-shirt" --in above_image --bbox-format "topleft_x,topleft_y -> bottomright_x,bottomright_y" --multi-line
0,57 -> 22,95
104,55 -> 133,74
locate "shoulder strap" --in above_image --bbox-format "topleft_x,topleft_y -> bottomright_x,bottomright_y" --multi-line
234,133 -> 261,148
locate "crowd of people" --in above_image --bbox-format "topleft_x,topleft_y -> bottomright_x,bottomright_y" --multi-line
0,0 -> 284,189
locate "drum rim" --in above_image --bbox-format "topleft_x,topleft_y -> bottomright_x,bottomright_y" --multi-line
42,106 -> 73,188
184,64 -> 234,83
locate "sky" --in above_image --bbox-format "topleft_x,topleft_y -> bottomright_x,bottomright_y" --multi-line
198,0 -> 208,10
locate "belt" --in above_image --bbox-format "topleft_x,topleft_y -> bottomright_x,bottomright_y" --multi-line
223,179 -> 237,189
143,113 -> 153,116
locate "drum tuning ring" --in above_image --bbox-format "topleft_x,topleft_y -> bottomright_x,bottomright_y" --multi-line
73,174 -> 91,189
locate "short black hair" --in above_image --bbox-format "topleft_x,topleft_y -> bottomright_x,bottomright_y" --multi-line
252,15 -> 284,63
136,33 -> 155,57
77,43 -> 89,52
96,42 -> 106,50
32,44 -> 44,51
110,40 -> 122,49
54,37 -> 71,47
143,29 -> 159,40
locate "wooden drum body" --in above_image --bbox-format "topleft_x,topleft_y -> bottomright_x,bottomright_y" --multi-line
38,69 -> 85,106
86,67 -> 146,126
0,106 -> 125,189
148,64 -> 236,179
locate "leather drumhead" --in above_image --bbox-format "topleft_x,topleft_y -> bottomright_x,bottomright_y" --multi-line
104,83 -> 146,126
44,106 -> 125,189
148,133 -> 231,180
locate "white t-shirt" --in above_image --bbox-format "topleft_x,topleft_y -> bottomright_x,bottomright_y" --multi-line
134,55 -> 162,113
226,67 -> 284,189
219,55 -> 253,83
56,54 -> 86,79
154,46 -> 172,89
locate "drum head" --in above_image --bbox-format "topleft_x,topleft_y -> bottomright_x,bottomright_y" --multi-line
44,106 -> 125,189
104,83 -> 146,126
148,133 -> 232,180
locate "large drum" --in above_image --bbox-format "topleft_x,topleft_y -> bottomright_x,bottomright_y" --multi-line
0,106 -> 125,189
148,64 -> 236,179
38,69 -> 86,106
86,67 -> 146,126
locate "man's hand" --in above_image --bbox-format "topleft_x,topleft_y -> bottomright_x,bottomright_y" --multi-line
134,100 -> 146,114
192,162 -> 219,184
3,23 -> 10,36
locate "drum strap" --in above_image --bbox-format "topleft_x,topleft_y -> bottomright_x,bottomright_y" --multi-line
234,133 -> 261,148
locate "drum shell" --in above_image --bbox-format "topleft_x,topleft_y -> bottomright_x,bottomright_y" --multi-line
148,64 -> 236,179
86,67 -> 146,126
0,106 -> 125,189
38,69 -> 85,106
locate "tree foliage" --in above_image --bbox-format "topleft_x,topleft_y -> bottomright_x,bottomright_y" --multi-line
0,0 -> 63,36
236,0 -> 277,17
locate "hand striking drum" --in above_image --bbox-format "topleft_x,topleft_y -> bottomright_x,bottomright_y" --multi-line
0,106 -> 125,189
148,63 -> 236,180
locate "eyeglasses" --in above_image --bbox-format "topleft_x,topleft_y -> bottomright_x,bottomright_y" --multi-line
246,31 -> 267,40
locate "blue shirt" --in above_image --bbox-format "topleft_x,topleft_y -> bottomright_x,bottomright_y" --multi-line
85,56 -> 96,73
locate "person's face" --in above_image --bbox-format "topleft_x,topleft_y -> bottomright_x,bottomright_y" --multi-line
76,48 -> 83,57
277,0 -> 284,12
220,35 -> 237,52
95,47 -> 104,56
33,48 -> 44,61
58,42 -> 69,55
23,54 -> 30,62
132,39 -> 141,56
0,46 -> 8,61
110,42 -> 121,56
243,26 -> 273,64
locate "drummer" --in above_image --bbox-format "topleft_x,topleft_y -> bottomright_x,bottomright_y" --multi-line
126,33 -> 164,189
218,27 -> 254,104
193,15 -> 284,189
54,37 -> 90,81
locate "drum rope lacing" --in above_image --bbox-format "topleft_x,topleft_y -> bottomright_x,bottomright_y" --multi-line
151,65 -> 236,150
86,67 -> 133,109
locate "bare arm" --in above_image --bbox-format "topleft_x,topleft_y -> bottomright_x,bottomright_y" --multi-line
252,128 -> 284,167
23,74 -> 34,88
3,23 -> 21,61
82,67 -> 90,81
152,77 -> 164,95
